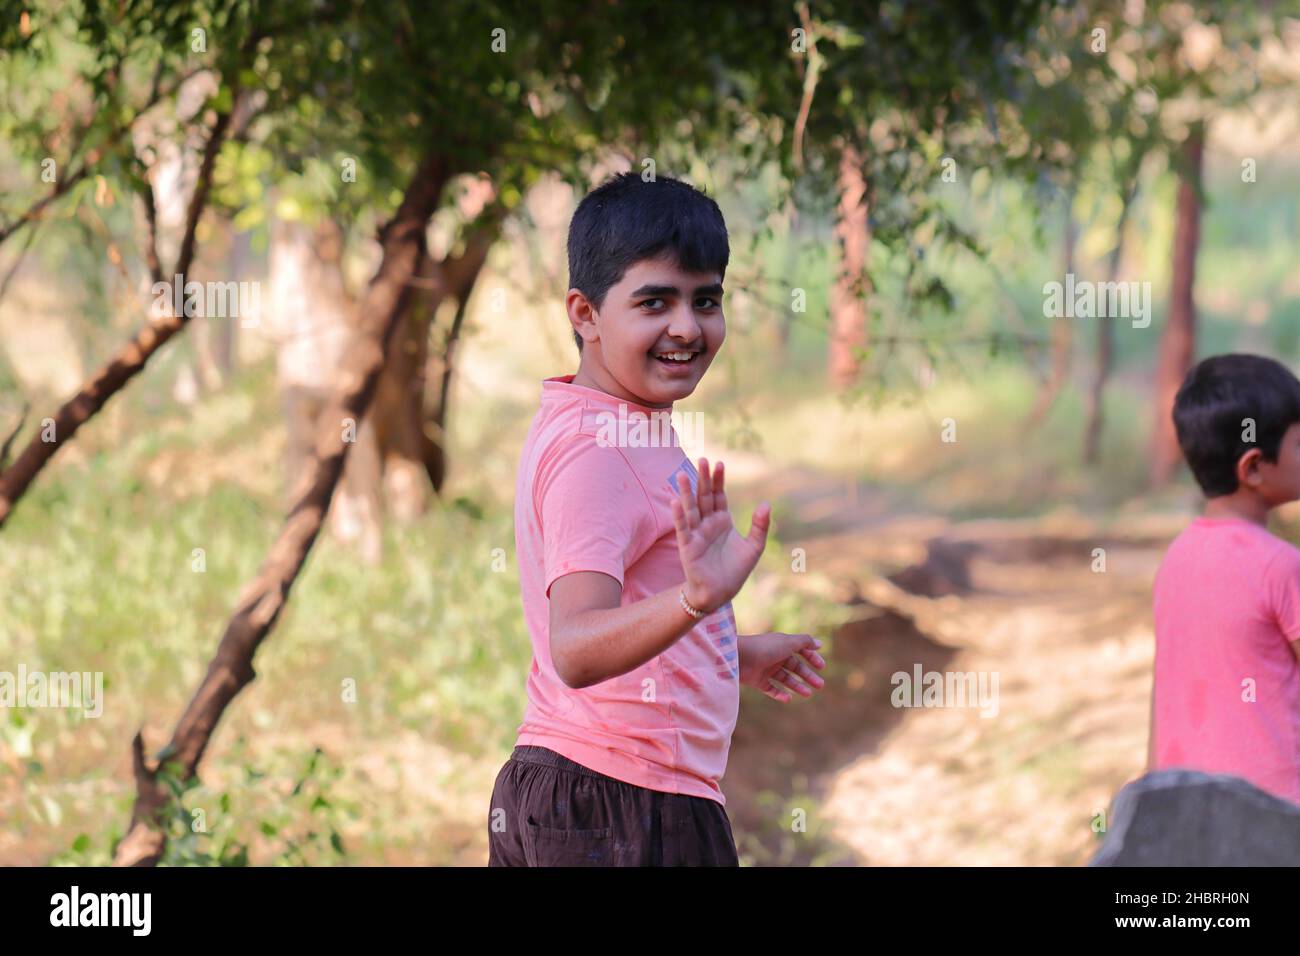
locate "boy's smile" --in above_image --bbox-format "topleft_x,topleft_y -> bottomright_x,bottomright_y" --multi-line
568,253 -> 725,409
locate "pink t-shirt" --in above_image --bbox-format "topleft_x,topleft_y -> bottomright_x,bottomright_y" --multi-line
511,374 -> 741,805
1153,515 -> 1300,803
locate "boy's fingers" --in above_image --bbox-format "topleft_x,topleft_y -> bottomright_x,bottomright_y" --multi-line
713,462 -> 728,515
697,457 -> 713,517
781,660 -> 815,689
747,501 -> 772,548
775,669 -> 814,696
670,497 -> 688,538
790,635 -> 826,670
764,680 -> 792,703
800,648 -> 827,670
676,471 -> 699,527
788,657 -> 825,689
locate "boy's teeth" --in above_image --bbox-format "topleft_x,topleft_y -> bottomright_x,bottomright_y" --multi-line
656,352 -> 694,361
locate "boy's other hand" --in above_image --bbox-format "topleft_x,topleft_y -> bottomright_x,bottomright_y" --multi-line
739,631 -> 827,702
671,457 -> 770,614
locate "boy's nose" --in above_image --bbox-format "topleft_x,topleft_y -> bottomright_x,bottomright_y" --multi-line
666,307 -> 703,341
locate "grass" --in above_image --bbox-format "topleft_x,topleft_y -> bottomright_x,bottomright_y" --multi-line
0,352 -> 533,865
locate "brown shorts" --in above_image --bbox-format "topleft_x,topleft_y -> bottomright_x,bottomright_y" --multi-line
487,745 -> 739,866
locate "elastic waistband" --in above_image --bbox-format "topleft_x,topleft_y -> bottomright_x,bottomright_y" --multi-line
509,744 -> 609,781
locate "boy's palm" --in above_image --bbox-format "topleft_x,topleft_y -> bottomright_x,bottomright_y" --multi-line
671,458 -> 771,613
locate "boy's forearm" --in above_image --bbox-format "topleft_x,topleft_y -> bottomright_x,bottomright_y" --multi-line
557,583 -> 704,688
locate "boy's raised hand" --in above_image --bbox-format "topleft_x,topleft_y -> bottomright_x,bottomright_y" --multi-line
671,458 -> 771,615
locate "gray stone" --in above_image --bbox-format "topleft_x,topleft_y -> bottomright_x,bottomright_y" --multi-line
1091,769 -> 1300,866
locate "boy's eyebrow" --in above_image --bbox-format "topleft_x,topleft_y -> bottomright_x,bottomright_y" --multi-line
628,282 -> 724,298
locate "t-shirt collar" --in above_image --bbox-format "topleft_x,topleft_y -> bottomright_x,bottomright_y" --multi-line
542,374 -> 669,416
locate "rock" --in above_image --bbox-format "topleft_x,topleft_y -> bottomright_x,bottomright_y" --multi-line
1091,769 -> 1300,866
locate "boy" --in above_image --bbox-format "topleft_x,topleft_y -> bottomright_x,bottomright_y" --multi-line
1151,353 -> 1300,804
488,172 -> 827,866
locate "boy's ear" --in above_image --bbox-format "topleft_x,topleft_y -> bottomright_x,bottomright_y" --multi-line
565,288 -> 599,347
1237,446 -> 1265,487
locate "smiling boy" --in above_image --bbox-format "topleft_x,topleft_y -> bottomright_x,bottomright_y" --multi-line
488,172 -> 827,866
1151,354 -> 1300,804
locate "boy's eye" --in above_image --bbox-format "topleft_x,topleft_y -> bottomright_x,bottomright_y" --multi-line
695,297 -> 720,310
639,298 -> 665,310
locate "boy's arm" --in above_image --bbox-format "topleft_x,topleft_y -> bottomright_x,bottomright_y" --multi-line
549,457 -> 769,690
549,572 -> 707,689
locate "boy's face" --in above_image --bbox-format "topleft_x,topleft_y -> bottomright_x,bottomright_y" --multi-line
568,253 -> 725,408
1255,422 -> 1300,504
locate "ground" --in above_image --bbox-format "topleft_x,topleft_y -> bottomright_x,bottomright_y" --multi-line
711,463 -> 1175,865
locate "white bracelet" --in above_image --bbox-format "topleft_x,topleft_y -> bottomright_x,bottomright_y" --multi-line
679,589 -> 707,620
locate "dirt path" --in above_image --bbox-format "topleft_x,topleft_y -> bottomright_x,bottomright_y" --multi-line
722,465 -> 1182,866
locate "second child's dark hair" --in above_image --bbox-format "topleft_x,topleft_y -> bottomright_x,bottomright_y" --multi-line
1173,353 -> 1300,496
567,172 -> 729,352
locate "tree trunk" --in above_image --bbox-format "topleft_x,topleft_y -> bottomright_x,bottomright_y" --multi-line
422,220 -> 496,495
370,250 -> 438,519
1026,193 -> 1076,427
371,204 -> 498,508
270,215 -> 382,563
1150,123 -> 1204,487
828,142 -> 869,391
112,148 -> 452,868
1083,173 -> 1139,464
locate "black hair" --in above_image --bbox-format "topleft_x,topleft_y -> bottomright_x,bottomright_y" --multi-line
566,172 -> 730,352
1173,353 -> 1300,496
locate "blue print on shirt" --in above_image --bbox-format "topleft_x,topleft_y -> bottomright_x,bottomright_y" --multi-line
666,457 -> 698,496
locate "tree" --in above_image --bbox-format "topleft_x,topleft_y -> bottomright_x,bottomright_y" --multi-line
775,1 -> 1047,391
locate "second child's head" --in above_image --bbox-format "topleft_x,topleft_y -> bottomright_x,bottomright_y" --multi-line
565,172 -> 729,408
1174,354 -> 1300,506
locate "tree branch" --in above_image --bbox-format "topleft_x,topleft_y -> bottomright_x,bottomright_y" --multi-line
0,91 -> 241,528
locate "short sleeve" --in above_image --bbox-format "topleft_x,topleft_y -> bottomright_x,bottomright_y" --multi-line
1267,545 -> 1300,641
537,440 -> 656,598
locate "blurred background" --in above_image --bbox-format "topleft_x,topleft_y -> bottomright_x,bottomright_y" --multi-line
2,0 -> 1299,865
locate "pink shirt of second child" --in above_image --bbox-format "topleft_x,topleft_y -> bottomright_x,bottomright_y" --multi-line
1152,515 -> 1300,803
511,375 -> 741,805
